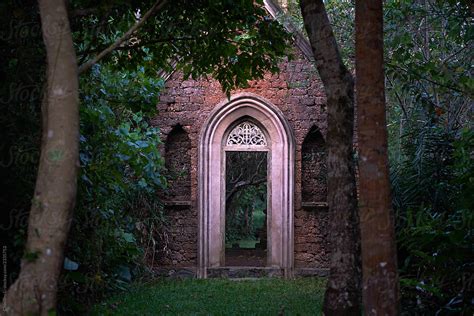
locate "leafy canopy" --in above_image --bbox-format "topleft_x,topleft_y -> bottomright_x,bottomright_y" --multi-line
72,0 -> 291,95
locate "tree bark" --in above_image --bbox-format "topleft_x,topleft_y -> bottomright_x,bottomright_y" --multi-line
300,1 -> 361,314
2,0 -> 79,314
355,1 -> 400,314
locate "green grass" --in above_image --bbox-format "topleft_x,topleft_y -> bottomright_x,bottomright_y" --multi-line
225,238 -> 260,249
93,277 -> 326,315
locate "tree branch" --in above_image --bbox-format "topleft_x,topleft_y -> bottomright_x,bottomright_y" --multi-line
386,75 -> 408,119
387,62 -> 471,96
78,0 -> 167,74
226,178 -> 266,204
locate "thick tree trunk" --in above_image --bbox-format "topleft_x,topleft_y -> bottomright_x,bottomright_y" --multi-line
355,1 -> 400,314
2,0 -> 79,314
300,1 -> 361,314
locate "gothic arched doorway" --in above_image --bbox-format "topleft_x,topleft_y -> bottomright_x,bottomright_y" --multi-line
198,93 -> 295,278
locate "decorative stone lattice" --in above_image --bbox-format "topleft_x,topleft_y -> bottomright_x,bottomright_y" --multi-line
226,122 -> 267,146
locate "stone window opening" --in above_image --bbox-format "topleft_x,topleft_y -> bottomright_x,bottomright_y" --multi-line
301,126 -> 327,207
157,124 -> 196,267
164,124 -> 191,204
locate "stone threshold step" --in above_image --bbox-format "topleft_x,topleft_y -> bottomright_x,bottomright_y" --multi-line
208,267 -> 284,278
153,267 -> 329,279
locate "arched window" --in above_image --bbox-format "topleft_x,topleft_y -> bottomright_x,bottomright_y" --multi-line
164,125 -> 191,201
301,126 -> 327,203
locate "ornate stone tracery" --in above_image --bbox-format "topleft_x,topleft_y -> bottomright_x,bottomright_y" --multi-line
226,121 -> 267,146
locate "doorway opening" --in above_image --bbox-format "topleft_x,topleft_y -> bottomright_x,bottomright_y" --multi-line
225,151 -> 268,266
198,94 -> 295,277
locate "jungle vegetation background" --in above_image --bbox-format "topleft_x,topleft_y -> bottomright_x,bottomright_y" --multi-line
0,0 -> 472,314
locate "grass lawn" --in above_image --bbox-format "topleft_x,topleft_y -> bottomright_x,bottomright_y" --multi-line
93,277 -> 326,315
225,238 -> 260,249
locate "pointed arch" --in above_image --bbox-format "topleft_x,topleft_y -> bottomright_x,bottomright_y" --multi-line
198,93 -> 295,278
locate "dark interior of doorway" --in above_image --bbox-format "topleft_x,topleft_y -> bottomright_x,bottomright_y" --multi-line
225,151 -> 267,267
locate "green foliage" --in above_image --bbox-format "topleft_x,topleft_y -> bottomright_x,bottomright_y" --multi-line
392,126 -> 473,314
296,0 -> 473,312
280,0 -> 355,67
72,0 -> 291,95
84,64 -> 165,114
452,129 -> 474,212
225,184 -> 267,245
2,0 -> 471,314
385,0 -> 473,101
398,207 -> 473,313
58,64 -> 167,313
225,151 -> 267,244
79,65 -> 166,194
93,277 -> 326,315
1,1 -> 291,312
325,0 -> 355,67
381,1 -> 473,313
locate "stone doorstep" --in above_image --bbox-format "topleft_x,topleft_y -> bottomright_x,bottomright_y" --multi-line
207,267 -> 284,278
153,267 -> 329,279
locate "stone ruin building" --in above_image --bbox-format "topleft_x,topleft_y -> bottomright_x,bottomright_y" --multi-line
153,1 -> 329,278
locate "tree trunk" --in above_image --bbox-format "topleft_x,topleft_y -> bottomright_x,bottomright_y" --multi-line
2,0 -> 79,314
300,1 -> 361,314
355,1 -> 400,314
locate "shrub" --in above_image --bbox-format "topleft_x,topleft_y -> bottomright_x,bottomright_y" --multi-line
58,65 -> 167,313
393,128 -> 474,314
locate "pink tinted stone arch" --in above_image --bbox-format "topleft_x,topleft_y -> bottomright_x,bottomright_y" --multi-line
198,93 -> 295,278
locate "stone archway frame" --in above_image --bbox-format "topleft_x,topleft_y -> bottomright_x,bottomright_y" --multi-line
198,92 -> 295,278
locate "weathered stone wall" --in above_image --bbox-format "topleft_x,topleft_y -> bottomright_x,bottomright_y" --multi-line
294,209 -> 329,267
156,207 -> 198,266
153,48 -> 329,269
297,127 -> 329,268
